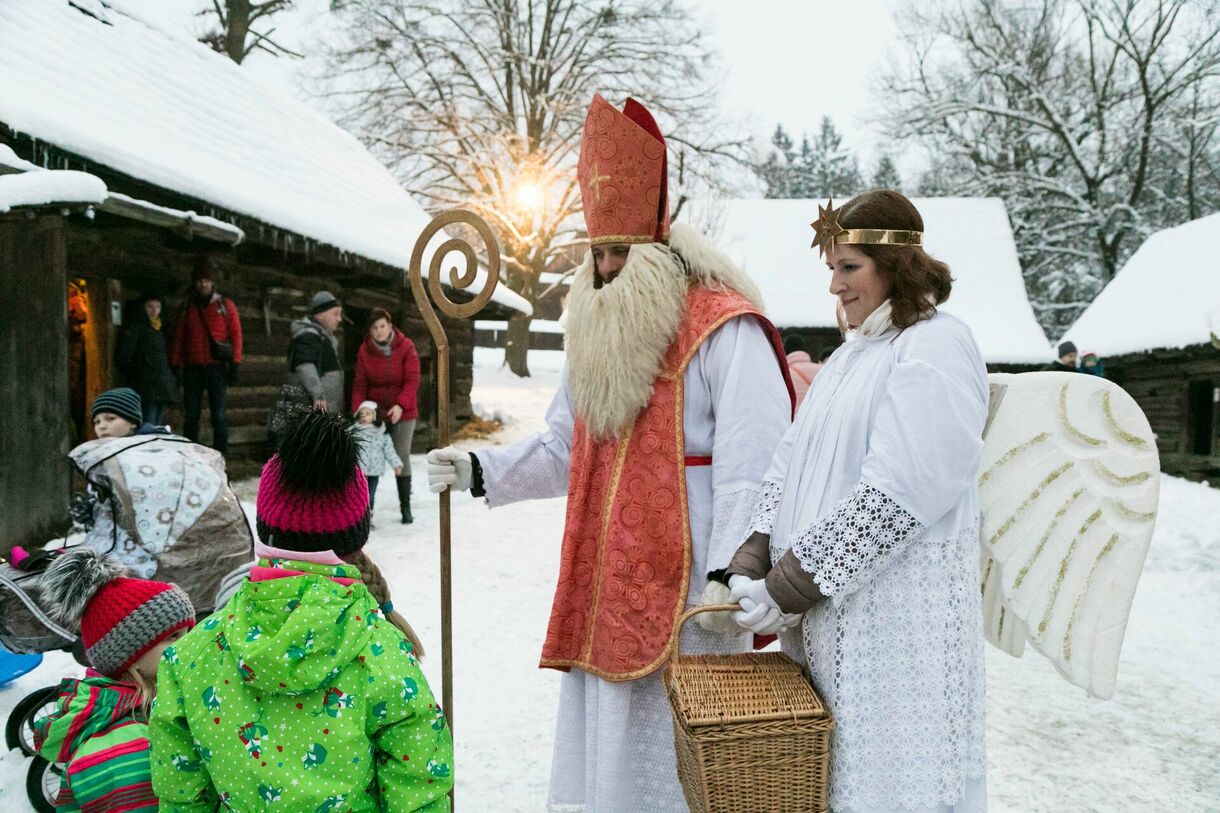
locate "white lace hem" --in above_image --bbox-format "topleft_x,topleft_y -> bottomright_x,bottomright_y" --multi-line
746,479 -> 782,535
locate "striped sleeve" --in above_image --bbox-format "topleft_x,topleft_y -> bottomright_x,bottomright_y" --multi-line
67,721 -> 159,813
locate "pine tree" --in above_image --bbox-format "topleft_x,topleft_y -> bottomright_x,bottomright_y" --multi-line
759,124 -> 797,197
871,155 -> 902,191
805,116 -> 863,198
757,117 -> 863,198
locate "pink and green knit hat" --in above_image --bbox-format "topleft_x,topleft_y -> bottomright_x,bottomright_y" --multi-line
256,411 -> 370,556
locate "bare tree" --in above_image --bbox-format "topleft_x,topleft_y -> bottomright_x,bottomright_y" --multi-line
199,0 -> 302,64
879,0 -> 1220,338
322,0 -> 750,375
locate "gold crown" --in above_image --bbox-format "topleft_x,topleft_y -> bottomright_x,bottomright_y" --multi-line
810,199 -> 923,257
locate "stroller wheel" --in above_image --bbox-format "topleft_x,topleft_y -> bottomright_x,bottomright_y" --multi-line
26,755 -> 63,813
5,684 -> 59,756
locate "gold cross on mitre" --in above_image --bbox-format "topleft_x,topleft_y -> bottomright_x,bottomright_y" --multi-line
810,199 -> 846,257
588,162 -> 611,202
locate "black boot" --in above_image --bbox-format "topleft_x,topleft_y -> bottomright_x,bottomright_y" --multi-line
397,475 -> 414,524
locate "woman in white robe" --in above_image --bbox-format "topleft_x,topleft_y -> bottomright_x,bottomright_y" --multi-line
727,190 -> 990,813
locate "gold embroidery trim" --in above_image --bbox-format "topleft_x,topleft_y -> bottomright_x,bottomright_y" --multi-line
576,431 -> 633,667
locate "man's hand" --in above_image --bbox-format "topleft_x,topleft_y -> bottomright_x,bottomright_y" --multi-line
729,575 -> 801,635
312,399 -> 328,412
387,404 -> 404,424
426,447 -> 472,493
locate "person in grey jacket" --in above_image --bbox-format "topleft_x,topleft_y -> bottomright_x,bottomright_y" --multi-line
288,292 -> 344,411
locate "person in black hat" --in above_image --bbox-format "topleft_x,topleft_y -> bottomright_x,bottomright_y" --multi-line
287,291 -> 345,412
1043,340 -> 1081,373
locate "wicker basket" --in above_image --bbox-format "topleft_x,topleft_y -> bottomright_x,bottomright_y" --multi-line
664,603 -> 833,813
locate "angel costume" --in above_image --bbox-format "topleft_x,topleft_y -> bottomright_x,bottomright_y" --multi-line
470,95 -> 792,811
730,305 -> 990,813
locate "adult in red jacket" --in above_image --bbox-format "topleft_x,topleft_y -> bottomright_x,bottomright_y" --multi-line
169,258 -> 242,455
351,307 -> 421,523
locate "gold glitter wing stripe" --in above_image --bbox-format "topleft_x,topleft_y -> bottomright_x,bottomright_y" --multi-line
1038,508 -> 1103,635
1112,500 -> 1156,522
1062,532 -> 1120,662
988,461 -> 1074,548
1013,488 -> 1086,591
1092,460 -> 1152,486
1059,384 -> 1105,447
978,432 -> 1051,488
1101,391 -> 1148,448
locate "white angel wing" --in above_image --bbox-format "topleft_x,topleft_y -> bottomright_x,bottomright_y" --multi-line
979,372 -> 1159,699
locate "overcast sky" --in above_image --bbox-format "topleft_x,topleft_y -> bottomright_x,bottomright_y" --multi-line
705,0 -> 901,167
127,0 -> 905,175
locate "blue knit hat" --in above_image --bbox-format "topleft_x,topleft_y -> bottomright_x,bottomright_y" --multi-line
91,388 -> 142,426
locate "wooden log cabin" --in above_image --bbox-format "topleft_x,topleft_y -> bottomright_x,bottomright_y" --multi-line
1066,213 -> 1220,482
0,2 -> 531,550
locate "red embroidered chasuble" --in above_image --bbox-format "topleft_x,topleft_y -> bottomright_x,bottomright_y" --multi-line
540,286 -> 791,681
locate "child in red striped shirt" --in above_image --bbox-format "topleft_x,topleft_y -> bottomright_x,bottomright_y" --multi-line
33,549 -> 196,812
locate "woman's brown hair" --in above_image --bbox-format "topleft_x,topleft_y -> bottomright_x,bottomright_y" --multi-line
342,550 -> 426,658
837,190 -> 952,329
365,307 -> 394,336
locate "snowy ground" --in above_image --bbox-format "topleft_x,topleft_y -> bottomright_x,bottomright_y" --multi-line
3,347 -> 1218,811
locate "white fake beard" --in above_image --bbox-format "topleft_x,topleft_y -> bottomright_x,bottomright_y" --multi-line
564,242 -> 688,440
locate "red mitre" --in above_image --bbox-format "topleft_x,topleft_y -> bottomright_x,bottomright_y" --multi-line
577,94 -> 670,245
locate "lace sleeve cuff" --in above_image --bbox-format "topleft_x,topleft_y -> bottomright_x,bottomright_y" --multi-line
789,482 -> 926,602
746,480 -> 783,535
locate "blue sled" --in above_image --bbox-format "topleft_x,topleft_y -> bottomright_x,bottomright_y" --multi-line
0,643 -> 43,686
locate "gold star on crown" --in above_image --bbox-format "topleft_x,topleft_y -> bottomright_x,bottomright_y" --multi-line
810,199 -> 846,256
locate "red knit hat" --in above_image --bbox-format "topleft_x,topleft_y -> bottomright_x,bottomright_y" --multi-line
40,550 -> 196,677
256,410 -> 370,555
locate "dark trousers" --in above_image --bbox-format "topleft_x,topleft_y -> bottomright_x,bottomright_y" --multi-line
182,364 -> 229,455
142,400 -> 166,428
366,475 -> 380,511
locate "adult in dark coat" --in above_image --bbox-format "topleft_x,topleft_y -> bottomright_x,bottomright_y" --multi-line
116,293 -> 176,427
1043,340 -> 1081,373
351,307 -> 421,523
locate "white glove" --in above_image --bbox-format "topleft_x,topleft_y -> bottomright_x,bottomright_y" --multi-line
426,447 -> 472,494
729,575 -> 801,636
695,580 -> 739,635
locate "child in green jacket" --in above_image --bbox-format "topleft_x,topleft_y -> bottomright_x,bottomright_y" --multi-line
34,549 -> 197,812
149,410 -> 453,812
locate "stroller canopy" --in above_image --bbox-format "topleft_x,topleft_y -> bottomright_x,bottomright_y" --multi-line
70,434 -> 254,614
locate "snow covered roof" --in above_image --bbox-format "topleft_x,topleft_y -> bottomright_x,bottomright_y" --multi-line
0,170 -> 106,214
1064,213 -> 1220,357
693,197 -> 1048,364
0,1 -> 529,315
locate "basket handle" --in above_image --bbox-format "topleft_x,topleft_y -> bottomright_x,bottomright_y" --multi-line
667,602 -> 741,665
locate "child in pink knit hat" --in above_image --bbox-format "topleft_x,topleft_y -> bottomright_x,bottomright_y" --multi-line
147,410 -> 451,811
